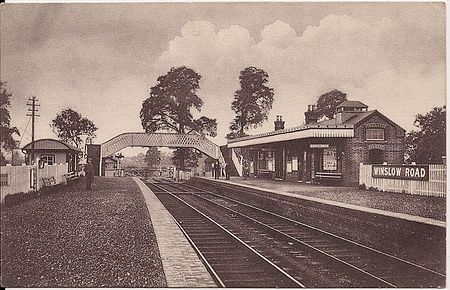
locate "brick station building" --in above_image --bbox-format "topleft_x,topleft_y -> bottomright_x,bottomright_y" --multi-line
227,100 -> 405,185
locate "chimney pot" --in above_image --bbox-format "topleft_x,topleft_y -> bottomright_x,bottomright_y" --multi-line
274,115 -> 285,130
305,105 -> 319,125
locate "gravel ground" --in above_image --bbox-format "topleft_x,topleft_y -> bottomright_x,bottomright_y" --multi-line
1,177 -> 166,288
223,177 -> 446,221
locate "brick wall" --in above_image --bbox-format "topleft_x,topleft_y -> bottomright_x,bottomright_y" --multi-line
342,113 -> 405,184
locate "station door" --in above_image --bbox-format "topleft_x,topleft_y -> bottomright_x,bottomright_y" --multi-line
275,149 -> 284,179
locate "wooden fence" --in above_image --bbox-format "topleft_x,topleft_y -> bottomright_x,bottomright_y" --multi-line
359,164 -> 446,197
1,163 -> 69,203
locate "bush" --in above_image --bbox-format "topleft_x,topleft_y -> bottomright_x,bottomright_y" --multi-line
4,190 -> 41,207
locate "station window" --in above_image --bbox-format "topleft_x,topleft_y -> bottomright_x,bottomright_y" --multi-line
258,151 -> 265,160
257,150 -> 274,171
0,173 -> 8,186
40,154 -> 55,165
366,128 -> 385,141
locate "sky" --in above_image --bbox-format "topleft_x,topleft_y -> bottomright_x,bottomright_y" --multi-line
1,2 -> 446,155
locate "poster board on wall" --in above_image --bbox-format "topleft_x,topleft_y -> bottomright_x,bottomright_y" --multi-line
323,146 -> 337,171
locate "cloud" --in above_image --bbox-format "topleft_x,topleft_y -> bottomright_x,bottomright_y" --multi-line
153,15 -> 445,143
259,20 -> 297,49
3,6 -> 444,147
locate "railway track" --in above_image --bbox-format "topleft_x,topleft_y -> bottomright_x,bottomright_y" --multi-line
146,181 -> 304,288
147,179 -> 446,288
191,178 -> 446,270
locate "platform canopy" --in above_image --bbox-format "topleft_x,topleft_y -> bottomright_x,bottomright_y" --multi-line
227,109 -> 402,148
228,126 -> 354,148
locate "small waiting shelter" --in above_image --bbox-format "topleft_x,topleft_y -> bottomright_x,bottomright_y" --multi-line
22,138 -> 82,174
102,156 -> 124,177
227,101 -> 405,185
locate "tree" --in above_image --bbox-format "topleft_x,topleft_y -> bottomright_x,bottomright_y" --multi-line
140,66 -> 217,170
50,108 -> 98,148
172,147 -> 202,169
121,153 -> 146,168
315,89 -> 347,120
0,82 -> 20,165
227,67 -> 274,139
406,106 -> 446,164
11,150 -> 25,166
145,147 -> 161,169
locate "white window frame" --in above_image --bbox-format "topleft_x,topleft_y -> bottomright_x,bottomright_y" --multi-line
40,154 -> 55,165
366,128 -> 385,141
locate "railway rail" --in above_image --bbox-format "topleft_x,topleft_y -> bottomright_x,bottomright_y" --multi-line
191,177 -> 446,271
146,179 -> 445,288
146,181 -> 304,288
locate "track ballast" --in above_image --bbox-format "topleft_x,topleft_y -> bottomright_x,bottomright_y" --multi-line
145,179 -> 445,288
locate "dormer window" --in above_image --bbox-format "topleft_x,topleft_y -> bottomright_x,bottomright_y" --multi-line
366,128 -> 384,141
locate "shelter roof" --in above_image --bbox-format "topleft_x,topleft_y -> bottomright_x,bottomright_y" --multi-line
22,138 -> 82,152
103,156 -> 118,163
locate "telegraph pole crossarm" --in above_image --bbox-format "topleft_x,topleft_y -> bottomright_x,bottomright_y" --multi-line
26,96 -> 40,164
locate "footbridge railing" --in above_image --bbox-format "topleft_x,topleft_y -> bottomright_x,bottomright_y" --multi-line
100,132 -> 225,165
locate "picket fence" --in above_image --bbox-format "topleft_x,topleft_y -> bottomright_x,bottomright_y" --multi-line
359,163 -> 446,197
1,163 -> 69,203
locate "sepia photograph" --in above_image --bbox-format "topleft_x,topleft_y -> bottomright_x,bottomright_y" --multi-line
0,1 -> 446,288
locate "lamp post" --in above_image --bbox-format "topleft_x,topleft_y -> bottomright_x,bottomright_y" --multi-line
158,157 -> 162,177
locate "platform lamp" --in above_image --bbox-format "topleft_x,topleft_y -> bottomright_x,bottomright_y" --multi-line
84,137 -> 92,161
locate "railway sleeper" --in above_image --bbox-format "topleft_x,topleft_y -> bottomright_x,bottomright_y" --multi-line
194,240 -> 233,245
219,273 -> 284,282
184,230 -> 222,235
197,248 -> 239,254
214,267 -> 267,275
186,235 -> 226,241
195,244 -> 236,249
206,256 -> 251,262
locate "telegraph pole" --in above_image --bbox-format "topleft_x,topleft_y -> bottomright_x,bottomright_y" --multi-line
26,96 -> 40,164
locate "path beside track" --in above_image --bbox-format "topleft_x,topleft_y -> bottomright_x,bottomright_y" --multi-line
134,177 -> 217,287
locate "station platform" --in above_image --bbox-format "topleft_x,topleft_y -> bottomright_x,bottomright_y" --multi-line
2,177 -> 167,287
133,178 -> 217,287
198,177 -> 445,228
1,176 -> 217,287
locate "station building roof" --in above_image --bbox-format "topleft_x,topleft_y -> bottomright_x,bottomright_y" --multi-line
336,100 -> 368,109
22,138 -> 82,152
228,110 -> 402,148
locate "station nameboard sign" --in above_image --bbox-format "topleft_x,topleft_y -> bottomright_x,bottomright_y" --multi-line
310,144 -> 329,148
372,165 -> 429,181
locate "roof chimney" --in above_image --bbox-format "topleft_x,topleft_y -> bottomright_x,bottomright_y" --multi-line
274,115 -> 285,131
304,105 -> 320,125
